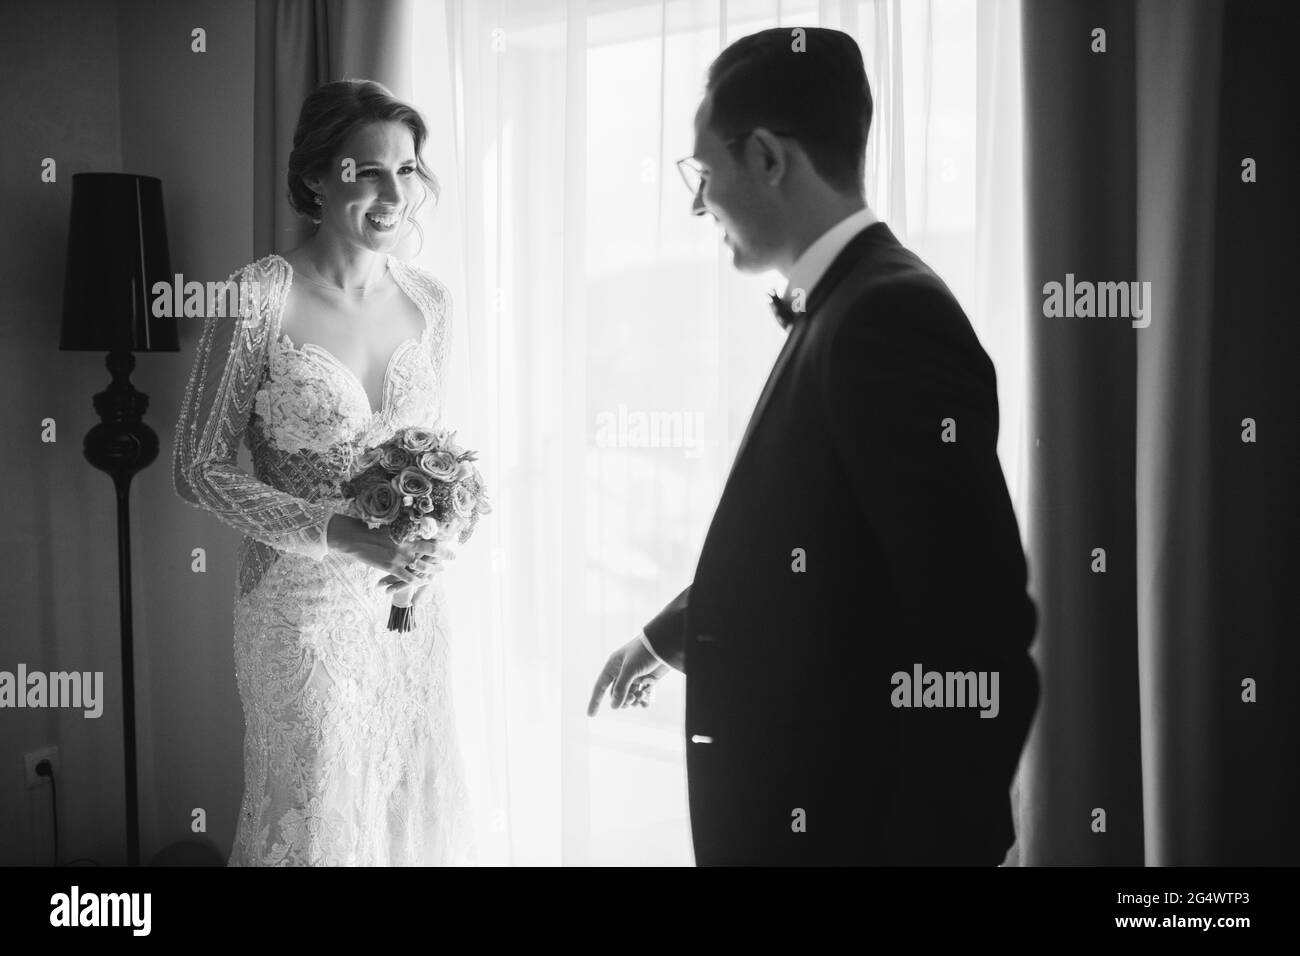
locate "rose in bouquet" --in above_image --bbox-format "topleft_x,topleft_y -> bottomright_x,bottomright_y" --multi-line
341,425 -> 492,632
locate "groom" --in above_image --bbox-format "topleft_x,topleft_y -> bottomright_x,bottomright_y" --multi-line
588,27 -> 1039,866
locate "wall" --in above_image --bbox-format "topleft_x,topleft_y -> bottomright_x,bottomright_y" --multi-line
0,0 -> 255,865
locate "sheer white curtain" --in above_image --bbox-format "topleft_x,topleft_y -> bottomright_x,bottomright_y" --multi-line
399,0 -> 1025,866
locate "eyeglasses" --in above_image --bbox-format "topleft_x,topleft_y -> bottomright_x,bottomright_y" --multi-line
674,129 -> 798,197
675,156 -> 708,198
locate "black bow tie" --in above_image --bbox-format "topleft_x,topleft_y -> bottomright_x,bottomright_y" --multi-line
768,291 -> 802,329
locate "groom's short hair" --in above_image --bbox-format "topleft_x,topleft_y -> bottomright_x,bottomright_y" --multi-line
706,27 -> 872,195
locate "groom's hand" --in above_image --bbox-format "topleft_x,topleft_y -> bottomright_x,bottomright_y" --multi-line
587,637 -> 668,716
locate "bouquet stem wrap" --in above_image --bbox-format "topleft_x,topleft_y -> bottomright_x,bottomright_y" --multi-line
388,588 -> 417,632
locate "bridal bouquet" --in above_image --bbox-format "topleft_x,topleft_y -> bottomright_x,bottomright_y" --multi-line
342,425 -> 492,632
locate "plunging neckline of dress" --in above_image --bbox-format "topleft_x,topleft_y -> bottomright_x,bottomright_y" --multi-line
271,253 -> 431,420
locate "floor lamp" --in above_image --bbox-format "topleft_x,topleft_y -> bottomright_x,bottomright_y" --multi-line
59,172 -> 177,866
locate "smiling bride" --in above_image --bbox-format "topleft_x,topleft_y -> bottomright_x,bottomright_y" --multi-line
172,79 -> 474,866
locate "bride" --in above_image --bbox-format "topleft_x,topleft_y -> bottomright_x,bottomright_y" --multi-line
172,79 -> 474,865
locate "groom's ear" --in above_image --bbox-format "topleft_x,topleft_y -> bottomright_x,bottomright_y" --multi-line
748,128 -> 790,187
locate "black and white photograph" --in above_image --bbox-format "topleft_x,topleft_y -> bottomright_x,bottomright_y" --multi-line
0,0 -> 1295,932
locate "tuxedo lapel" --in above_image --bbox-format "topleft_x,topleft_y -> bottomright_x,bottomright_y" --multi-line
731,319 -> 808,469
728,222 -> 894,472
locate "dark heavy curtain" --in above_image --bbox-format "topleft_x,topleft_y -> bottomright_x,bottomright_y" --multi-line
253,0 -> 414,255
1018,0 -> 1298,865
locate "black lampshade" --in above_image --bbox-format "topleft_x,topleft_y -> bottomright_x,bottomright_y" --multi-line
60,173 -> 178,353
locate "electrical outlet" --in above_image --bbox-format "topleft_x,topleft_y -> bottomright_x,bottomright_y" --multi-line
24,747 -> 59,788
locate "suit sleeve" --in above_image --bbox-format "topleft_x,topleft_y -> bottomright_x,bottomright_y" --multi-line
819,281 -> 1039,860
642,585 -> 690,673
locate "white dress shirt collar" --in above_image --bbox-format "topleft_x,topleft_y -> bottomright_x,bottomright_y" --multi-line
780,204 -> 879,307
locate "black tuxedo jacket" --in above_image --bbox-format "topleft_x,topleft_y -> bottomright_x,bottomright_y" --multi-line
643,222 -> 1039,866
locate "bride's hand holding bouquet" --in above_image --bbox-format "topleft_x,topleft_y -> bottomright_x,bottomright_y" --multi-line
328,425 -> 491,632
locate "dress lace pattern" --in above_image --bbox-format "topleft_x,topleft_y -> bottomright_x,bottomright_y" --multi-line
172,253 -> 475,865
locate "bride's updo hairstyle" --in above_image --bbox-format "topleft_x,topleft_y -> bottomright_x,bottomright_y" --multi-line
287,78 -> 439,248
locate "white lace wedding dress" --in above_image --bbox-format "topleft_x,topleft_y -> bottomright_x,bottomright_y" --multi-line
172,252 -> 474,866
